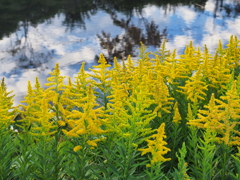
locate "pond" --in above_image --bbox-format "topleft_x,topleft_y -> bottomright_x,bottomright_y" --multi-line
0,0 -> 240,105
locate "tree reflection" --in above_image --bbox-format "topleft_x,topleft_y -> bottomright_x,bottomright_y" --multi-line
7,20 -> 54,69
97,11 -> 167,62
194,0 -> 240,18
222,1 -> 240,18
1,0 -> 239,66
62,0 -> 98,31
0,0 -> 211,39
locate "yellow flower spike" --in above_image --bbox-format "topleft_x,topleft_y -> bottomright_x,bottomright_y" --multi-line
26,81 -> 34,98
186,103 -> 194,121
19,80 -> 43,128
218,81 -> 240,146
178,68 -> 208,103
73,67 -> 90,99
75,61 -> 94,89
178,41 -> 202,74
58,63 -> 93,117
73,145 -> 82,152
113,57 -> 121,71
126,55 -> 135,70
76,128 -> 87,135
66,131 -> 79,137
77,61 -> 88,84
139,123 -> 171,165
89,54 -> 111,108
208,55 -> 231,91
173,102 -> 182,123
45,63 -> 66,93
63,84 -> 106,139
146,164 -> 151,168
139,146 -> 152,156
0,78 -> 15,128
226,35 -> 238,49
87,140 -> 98,147
30,98 -> 57,138
218,39 -> 223,53
220,81 -> 240,118
153,39 -> 171,63
34,77 -> 41,92
106,68 -> 158,145
80,61 -> 86,75
20,94 -> 57,141
121,57 -> 127,70
58,120 -> 66,126
90,54 -> 111,81
189,83 -> 240,146
33,77 -> 46,103
152,74 -> 174,116
188,93 -> 221,129
67,76 -> 72,87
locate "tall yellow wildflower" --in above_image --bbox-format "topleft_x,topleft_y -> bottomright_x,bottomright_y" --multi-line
188,81 -> 240,146
62,85 -> 106,147
18,78 -> 57,138
178,41 -> 202,73
152,73 -> 174,117
106,71 -> 157,145
0,78 -> 15,129
173,102 -> 182,123
29,98 -> 57,139
58,62 -> 95,120
44,63 -> 68,124
18,81 -> 41,129
208,52 -> 231,90
89,54 -> 111,91
178,68 -> 208,103
188,93 -> 222,129
139,123 -> 171,165
45,63 -> 65,93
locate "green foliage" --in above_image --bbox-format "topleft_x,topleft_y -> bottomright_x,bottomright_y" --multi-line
0,130 -> 16,180
171,142 -> 191,180
0,36 -> 240,179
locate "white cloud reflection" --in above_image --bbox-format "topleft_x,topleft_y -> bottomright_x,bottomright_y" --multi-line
176,6 -> 197,26
205,0 -> 215,12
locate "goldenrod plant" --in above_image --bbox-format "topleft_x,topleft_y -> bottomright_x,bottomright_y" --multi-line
171,142 -> 191,180
139,123 -> 171,180
0,78 -> 15,179
1,35 -> 240,179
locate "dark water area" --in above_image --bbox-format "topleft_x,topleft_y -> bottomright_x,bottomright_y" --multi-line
0,0 -> 240,105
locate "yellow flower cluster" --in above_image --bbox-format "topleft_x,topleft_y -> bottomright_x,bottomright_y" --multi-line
188,81 -> 240,146
7,35 -> 240,164
173,102 -> 182,123
18,78 -> 57,140
62,85 -> 106,138
178,68 -> 208,103
0,78 -> 15,129
138,123 -> 171,165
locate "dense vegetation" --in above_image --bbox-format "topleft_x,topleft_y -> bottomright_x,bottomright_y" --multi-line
0,35 -> 240,179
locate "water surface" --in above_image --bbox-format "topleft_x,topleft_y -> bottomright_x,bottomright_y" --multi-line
0,0 -> 239,105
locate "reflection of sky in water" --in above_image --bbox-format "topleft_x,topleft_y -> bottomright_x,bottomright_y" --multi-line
144,1 -> 240,53
0,0 -> 240,105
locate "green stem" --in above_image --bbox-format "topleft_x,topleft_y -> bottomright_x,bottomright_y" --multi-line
221,144 -> 228,180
